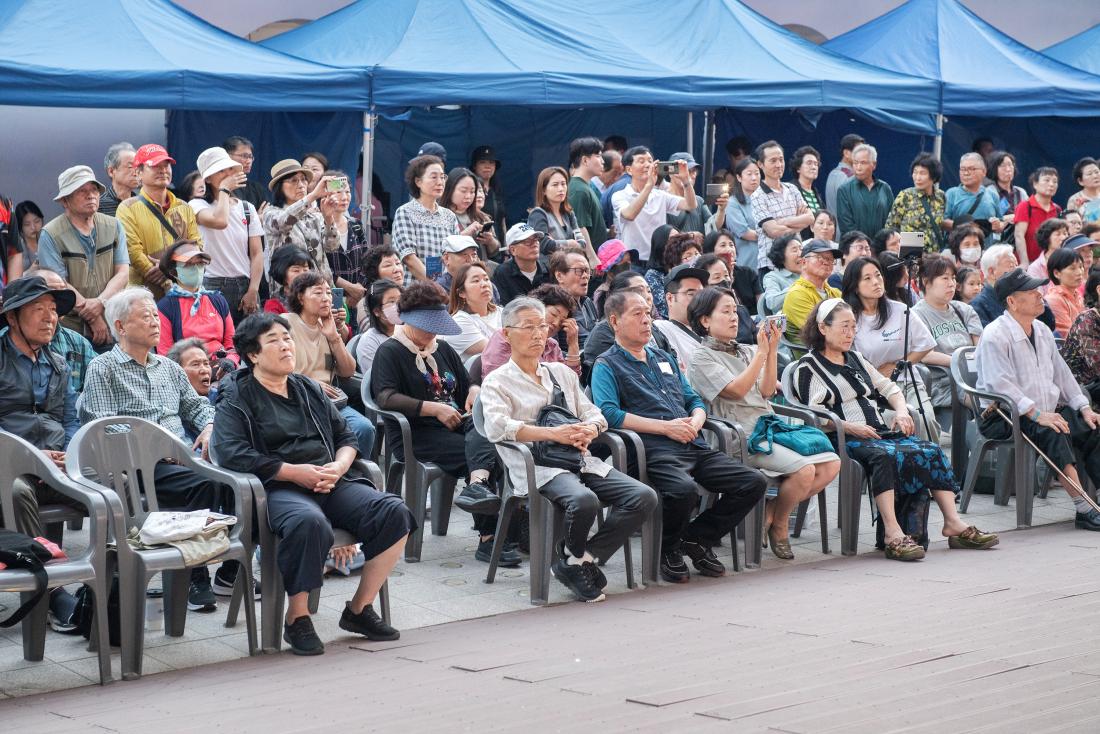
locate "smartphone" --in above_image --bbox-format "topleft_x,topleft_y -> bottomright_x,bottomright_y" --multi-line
656,161 -> 679,177
331,287 -> 345,314
767,314 -> 787,333
705,183 -> 728,204
326,177 -> 349,193
573,229 -> 587,245
480,220 -> 495,234
899,231 -> 925,260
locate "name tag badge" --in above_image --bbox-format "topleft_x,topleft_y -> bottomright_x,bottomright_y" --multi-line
658,361 -> 673,375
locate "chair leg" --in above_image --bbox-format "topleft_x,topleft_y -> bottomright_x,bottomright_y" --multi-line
43,522 -> 65,547
610,506 -> 636,590
117,563 -> 147,681
162,569 -> 190,638
430,474 -> 457,537
995,445 -> 1014,506
791,498 -> 808,538
528,495 -> 549,605
1016,444 -> 1036,528
307,587 -> 320,615
20,590 -> 48,662
234,550 -> 259,656
641,493 -> 662,585
485,495 -> 521,584
959,440 -> 991,512
379,580 -> 391,625
817,487 -> 830,554
743,498 -> 764,569
259,529 -> 281,654
403,465 -> 428,563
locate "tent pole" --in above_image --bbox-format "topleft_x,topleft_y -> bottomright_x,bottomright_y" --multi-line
932,113 -> 944,159
361,109 -> 376,239
703,110 -> 716,184
687,111 -> 694,159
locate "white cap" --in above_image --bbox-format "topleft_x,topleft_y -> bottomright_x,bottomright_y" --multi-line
505,222 -> 543,247
197,146 -> 241,181
443,235 -> 479,254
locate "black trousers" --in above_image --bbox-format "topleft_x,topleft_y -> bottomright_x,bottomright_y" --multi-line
540,468 -> 658,562
645,445 -> 767,552
153,462 -> 228,514
980,407 -> 1100,487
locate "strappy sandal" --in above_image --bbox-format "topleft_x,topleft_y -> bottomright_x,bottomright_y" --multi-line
884,536 -> 925,562
948,525 -> 1000,550
767,527 -> 794,560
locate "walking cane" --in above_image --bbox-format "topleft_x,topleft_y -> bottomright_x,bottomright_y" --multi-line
983,403 -> 1100,514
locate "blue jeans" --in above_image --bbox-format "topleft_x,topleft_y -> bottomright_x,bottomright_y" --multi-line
340,405 -> 377,459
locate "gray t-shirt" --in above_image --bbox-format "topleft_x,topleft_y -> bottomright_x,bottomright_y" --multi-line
913,299 -> 982,406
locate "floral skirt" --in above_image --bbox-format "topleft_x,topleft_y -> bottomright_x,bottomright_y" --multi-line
839,432 -> 959,498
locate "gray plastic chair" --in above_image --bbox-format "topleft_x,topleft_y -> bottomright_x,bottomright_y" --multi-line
471,397 -> 649,603
66,417 -> 258,680
360,369 -> 458,562
950,346 -> 1036,527
0,430 -> 113,684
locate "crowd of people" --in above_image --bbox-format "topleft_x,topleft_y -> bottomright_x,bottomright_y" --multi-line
4,129 -> 1100,656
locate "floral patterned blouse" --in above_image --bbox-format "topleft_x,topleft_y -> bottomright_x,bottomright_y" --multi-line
261,198 -> 338,291
885,186 -> 945,253
1062,307 -> 1100,385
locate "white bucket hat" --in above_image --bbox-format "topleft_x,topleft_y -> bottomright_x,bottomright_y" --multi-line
54,165 -> 105,201
197,146 -> 241,181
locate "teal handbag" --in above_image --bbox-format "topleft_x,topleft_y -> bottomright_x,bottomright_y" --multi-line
747,414 -> 834,457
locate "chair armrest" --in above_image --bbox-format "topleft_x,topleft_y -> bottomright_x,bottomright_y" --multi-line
954,383 -> 1022,420
353,458 -> 384,490
604,428 -> 647,484
492,440 -> 539,498
705,416 -> 747,461
591,431 -> 627,472
37,464 -> 111,563
361,402 -> 417,468
66,472 -> 131,548
172,455 -> 254,548
702,417 -> 735,456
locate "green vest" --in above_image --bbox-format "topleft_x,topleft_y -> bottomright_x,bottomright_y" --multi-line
43,213 -> 118,335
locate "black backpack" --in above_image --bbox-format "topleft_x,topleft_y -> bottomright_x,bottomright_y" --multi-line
0,529 -> 54,627
874,488 -> 932,551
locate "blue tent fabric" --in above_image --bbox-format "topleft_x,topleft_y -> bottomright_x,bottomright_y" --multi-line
0,0 -> 369,110
1045,23 -> 1100,76
824,0 -> 1100,116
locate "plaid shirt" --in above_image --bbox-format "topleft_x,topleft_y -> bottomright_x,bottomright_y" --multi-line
78,345 -> 213,441
326,216 -> 370,287
750,182 -> 807,269
391,199 -> 459,285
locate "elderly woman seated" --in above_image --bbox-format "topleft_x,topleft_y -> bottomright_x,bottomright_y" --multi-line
212,312 -> 414,655
791,298 -> 999,561
479,297 -> 657,602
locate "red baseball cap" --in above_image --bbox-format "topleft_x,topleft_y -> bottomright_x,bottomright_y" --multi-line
133,143 -> 176,167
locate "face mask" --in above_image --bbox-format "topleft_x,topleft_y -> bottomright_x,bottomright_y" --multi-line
715,279 -> 733,290
960,247 -> 981,263
177,264 -> 205,289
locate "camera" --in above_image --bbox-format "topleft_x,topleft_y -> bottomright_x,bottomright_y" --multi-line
705,183 -> 729,204
656,161 -> 679,177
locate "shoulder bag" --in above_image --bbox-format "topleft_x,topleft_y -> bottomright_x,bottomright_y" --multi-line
0,529 -> 54,627
531,367 -> 585,472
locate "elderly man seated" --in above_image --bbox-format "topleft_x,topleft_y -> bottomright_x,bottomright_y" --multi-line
479,297 -> 657,602
591,288 -> 766,583
79,287 -> 232,611
0,276 -> 83,631
976,268 -> 1100,531
782,239 -> 840,345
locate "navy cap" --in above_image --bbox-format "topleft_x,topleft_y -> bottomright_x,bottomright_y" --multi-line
801,239 -> 835,257
415,142 -> 447,163
663,263 -> 709,288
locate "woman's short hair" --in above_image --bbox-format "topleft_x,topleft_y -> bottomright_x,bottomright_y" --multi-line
687,286 -> 736,336
398,280 -> 448,312
501,297 -> 545,329
841,256 -> 889,329
1047,247 -> 1083,286
801,298 -> 854,351
405,154 -> 444,199
1037,218 -> 1069,253
366,278 -> 401,332
910,152 -> 943,183
872,227 -> 900,255
448,262 -> 494,314
1029,166 -> 1059,189
269,246 -> 314,287
535,166 -> 573,214
663,233 -> 699,272
301,151 -> 329,170
157,239 -> 202,283
838,230 -> 870,259
948,223 -> 984,261
694,253 -> 726,282
235,312 -> 290,368
1073,157 -> 1098,186
166,337 -> 208,365
768,233 -> 800,271
528,283 -> 577,316
789,145 -> 820,178
104,287 -> 155,341
362,244 -> 400,283
918,252 -> 957,286
286,270 -> 327,314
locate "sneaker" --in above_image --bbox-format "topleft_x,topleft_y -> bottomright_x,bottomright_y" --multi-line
474,537 -> 521,567
47,588 -> 80,634
581,561 -> 607,594
283,615 -> 325,656
454,481 -> 501,514
551,557 -> 605,602
660,549 -> 690,584
339,602 -> 400,641
681,540 -> 726,577
188,567 -> 217,612
212,562 -> 262,600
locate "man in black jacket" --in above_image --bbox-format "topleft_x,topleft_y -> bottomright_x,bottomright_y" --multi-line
492,223 -> 550,305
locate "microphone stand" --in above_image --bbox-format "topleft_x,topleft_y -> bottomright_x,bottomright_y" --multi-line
890,257 -> 934,441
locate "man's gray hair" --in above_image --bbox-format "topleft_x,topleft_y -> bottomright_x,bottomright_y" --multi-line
104,286 -> 155,341
960,152 -> 986,170
852,143 -> 878,163
104,142 -> 135,173
166,337 -> 207,365
605,289 -> 645,321
980,244 -> 1015,278
501,297 -> 545,328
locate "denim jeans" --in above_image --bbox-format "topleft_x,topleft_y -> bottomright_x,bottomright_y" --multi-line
339,405 -> 377,459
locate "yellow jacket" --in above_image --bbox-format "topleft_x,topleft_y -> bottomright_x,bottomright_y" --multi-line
782,276 -> 841,343
118,188 -> 202,294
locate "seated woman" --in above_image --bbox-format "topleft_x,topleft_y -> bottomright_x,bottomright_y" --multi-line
213,312 -> 414,655
264,246 -> 315,314
792,299 -> 999,561
355,279 -> 402,375
444,262 -> 501,362
155,240 -> 237,377
363,244 -> 407,286
1062,268 -> 1100,403
760,234 -> 802,316
687,287 -> 840,559
481,283 -> 581,377
1044,247 -> 1086,337
703,230 -> 760,316
1026,218 -> 1070,284
842,256 -> 940,442
696,254 -> 757,345
369,282 -> 509,566
878,251 -> 917,306
872,227 -> 901,256
946,223 -> 984,270
284,271 -> 376,458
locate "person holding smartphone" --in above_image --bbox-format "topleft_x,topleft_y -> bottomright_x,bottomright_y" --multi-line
320,169 -> 371,321
443,168 -> 500,267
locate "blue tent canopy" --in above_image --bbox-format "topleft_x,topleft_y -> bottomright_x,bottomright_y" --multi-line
1045,23 -> 1100,76
824,0 -> 1100,116
0,0 -> 369,110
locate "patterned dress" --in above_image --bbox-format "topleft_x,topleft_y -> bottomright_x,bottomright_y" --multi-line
886,186 -> 945,253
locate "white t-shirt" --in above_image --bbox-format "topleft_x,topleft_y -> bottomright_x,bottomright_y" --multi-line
611,186 -> 682,261
444,308 -> 503,360
190,198 -> 263,279
653,319 -> 700,368
853,299 -> 936,368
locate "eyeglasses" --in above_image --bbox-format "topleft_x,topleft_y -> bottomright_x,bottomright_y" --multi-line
959,166 -> 983,172
231,153 -> 255,161
567,267 -> 591,276
422,173 -> 448,183
507,323 -> 550,337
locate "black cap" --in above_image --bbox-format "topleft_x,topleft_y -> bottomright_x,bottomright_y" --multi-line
801,239 -> 836,257
1,275 -> 76,316
663,263 -> 710,288
470,145 -> 500,168
994,267 -> 1048,302
415,142 -> 447,163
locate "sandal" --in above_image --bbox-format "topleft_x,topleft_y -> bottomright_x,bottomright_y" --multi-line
884,536 -> 926,562
948,526 -> 1000,550
767,527 -> 794,560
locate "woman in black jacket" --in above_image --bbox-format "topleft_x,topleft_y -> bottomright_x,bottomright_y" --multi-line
213,312 -> 414,656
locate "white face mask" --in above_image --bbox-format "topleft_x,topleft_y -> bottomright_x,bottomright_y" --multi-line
960,246 -> 981,263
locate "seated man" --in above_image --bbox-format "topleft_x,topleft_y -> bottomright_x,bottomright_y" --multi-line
972,244 -> 1058,330
435,234 -> 501,303
582,271 -> 677,381
480,297 -> 657,602
591,289 -> 767,583
549,248 -> 598,348
976,268 -> 1100,531
166,337 -> 215,443
79,287 -> 230,611
782,239 -> 840,344
493,223 -> 551,305
652,263 -> 708,365
0,276 -> 83,630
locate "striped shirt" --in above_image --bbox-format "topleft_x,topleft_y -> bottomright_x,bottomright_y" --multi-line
792,349 -> 903,431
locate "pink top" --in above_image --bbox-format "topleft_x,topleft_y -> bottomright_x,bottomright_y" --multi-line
479,330 -> 579,379
1045,284 -> 1084,337
158,294 -> 237,362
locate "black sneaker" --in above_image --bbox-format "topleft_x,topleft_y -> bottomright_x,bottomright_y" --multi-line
551,557 -> 605,602
681,540 -> 726,577
47,588 -> 80,633
474,537 -> 521,567
339,602 -> 400,641
283,615 -> 325,655
454,481 -> 501,514
660,549 -> 690,584
581,561 -> 607,594
213,562 -> 262,600
188,567 -> 217,612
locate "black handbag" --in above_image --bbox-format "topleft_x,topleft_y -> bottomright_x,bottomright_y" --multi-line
531,368 -> 585,473
0,529 -> 53,628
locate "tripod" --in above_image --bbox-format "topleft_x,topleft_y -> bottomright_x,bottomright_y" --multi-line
890,256 -> 934,441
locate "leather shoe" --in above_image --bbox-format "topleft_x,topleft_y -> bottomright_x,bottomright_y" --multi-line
1075,509 -> 1100,531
